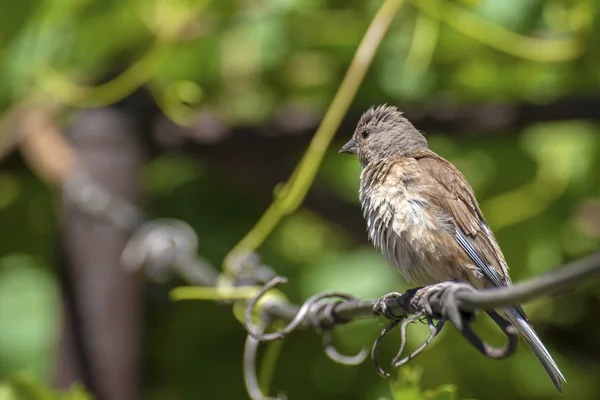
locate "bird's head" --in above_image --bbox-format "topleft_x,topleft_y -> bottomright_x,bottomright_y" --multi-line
339,105 -> 427,167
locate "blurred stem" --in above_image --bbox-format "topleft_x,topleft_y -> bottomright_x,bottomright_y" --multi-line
483,155 -> 569,231
10,375 -> 55,400
410,0 -> 584,62
0,106 -> 21,161
37,42 -> 169,108
149,80 -> 201,127
36,1 -> 205,108
258,331 -> 284,394
404,9 -> 440,73
543,1 -> 595,33
170,286 -> 261,301
19,106 -> 77,184
482,128 -> 588,230
223,0 -> 406,272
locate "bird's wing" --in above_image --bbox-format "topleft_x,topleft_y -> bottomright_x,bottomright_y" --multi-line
408,153 -> 559,388
413,149 -> 511,288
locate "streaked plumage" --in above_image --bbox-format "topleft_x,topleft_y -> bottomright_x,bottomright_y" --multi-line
339,104 -> 565,392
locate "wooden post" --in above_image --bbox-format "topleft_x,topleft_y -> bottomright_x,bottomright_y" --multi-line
55,106 -> 146,400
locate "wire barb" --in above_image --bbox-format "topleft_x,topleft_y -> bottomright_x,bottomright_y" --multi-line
370,319 -> 401,379
323,330 -> 368,366
391,312 -> 425,366
411,282 -> 518,359
312,300 -> 368,366
245,277 -> 365,343
245,277 -> 289,341
393,315 -> 446,368
455,311 -> 518,359
243,324 -> 285,400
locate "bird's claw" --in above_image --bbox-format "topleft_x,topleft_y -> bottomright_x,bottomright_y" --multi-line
429,282 -> 476,330
373,292 -> 406,320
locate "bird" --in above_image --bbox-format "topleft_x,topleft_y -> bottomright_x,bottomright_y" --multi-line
339,104 -> 565,392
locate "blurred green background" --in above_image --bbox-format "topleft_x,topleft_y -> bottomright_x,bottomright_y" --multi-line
1,0 -> 600,399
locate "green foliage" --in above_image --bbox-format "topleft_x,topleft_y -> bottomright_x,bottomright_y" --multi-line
0,0 -> 594,113
5,374 -> 91,400
0,255 -> 59,381
387,366 -> 463,400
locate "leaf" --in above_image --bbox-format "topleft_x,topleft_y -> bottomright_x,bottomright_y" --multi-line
390,366 -> 426,400
9,374 -> 92,400
0,255 -> 60,379
424,384 -> 459,400
391,385 -> 427,400
389,367 -> 466,400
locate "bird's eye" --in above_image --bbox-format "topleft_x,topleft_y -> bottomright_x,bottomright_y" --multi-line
361,130 -> 370,139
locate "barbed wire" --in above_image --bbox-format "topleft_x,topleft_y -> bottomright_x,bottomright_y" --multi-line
61,170 -> 600,400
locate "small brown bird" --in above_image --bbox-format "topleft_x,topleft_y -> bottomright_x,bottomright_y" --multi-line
339,105 -> 565,392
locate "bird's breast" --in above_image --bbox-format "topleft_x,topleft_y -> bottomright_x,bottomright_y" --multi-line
359,165 -> 460,286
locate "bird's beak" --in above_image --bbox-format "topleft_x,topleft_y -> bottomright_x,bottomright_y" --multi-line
339,138 -> 357,155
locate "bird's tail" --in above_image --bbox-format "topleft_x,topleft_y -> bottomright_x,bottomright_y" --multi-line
503,306 -> 566,393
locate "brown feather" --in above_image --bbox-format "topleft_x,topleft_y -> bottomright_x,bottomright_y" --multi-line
411,149 -> 511,288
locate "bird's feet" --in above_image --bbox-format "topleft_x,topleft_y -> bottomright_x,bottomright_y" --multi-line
429,281 -> 476,329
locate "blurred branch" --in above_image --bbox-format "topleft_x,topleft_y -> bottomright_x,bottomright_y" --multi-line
19,106 -> 76,184
243,322 -> 282,400
222,0 -> 406,273
37,44 -> 169,108
0,106 -> 23,161
149,81 -> 202,128
410,0 -> 585,62
5,94 -> 600,172
158,94 -> 600,153
482,155 -> 567,230
405,9 -> 440,73
257,339 -> 284,397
